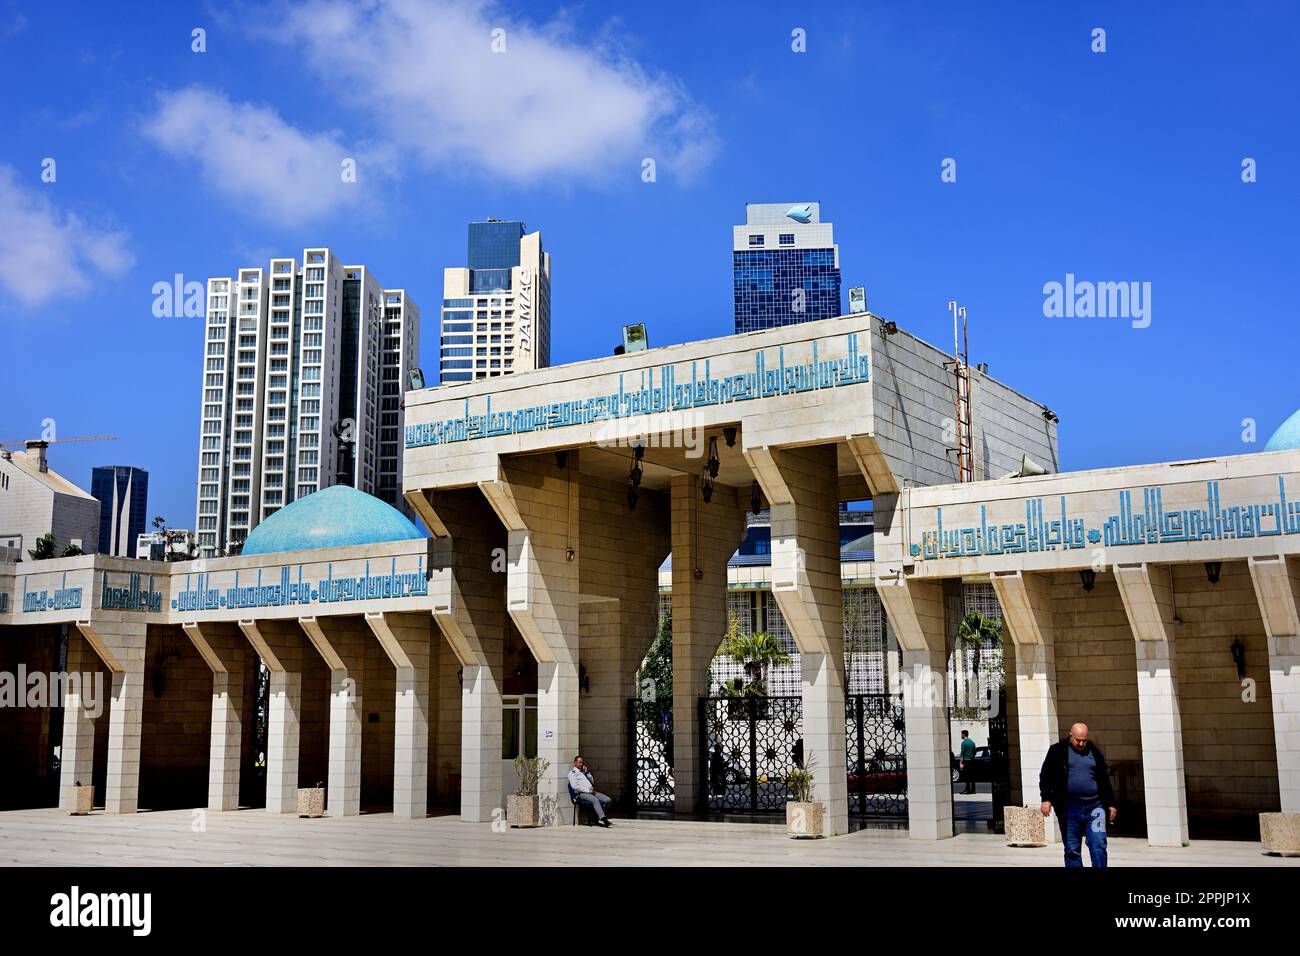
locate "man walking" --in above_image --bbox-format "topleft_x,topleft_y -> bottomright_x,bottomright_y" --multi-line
958,730 -> 977,794
1039,722 -> 1118,867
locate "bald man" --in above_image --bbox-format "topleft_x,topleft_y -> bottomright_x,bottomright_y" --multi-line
1038,722 -> 1118,867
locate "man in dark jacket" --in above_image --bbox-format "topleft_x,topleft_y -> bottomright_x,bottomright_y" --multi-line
1039,722 -> 1118,867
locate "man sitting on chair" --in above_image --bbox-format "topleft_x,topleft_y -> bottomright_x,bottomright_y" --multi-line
568,755 -> 613,828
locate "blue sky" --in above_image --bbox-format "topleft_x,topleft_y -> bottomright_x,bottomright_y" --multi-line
1,0 -> 1297,528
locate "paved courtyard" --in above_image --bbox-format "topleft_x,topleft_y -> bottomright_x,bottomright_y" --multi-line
0,808 -> 1294,867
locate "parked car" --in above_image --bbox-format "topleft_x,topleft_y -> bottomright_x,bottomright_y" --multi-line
951,746 -> 997,784
848,755 -> 907,794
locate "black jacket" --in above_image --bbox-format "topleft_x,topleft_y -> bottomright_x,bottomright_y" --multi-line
1038,739 -> 1118,812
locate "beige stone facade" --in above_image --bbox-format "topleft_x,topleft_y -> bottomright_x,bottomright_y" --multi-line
2,313 -> 1295,854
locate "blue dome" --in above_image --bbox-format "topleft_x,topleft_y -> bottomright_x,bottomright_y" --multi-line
1264,409 -> 1300,452
241,485 -> 424,556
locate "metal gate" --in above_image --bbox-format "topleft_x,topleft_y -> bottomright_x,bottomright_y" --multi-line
847,693 -> 908,818
988,685 -> 1010,832
699,696 -> 803,814
627,700 -> 674,810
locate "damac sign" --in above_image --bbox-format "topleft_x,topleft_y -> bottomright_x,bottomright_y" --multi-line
172,558 -> 428,613
406,333 -> 870,448
911,477 -> 1300,561
517,267 -> 533,358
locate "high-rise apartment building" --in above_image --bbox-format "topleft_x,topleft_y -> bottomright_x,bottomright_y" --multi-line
194,248 -> 419,558
91,465 -> 148,556
732,202 -> 841,333
438,219 -> 550,385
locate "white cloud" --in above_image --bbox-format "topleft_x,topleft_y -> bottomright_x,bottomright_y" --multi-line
268,0 -> 717,183
0,165 -> 133,308
140,86 -> 384,226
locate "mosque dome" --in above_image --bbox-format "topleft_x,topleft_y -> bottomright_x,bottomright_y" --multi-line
1264,408 -> 1300,452
240,485 -> 424,556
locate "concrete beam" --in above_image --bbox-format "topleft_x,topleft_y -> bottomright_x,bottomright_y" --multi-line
1247,554 -> 1300,812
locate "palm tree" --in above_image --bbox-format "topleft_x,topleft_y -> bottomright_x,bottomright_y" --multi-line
957,612 -> 1004,707
27,533 -> 56,561
718,616 -> 792,697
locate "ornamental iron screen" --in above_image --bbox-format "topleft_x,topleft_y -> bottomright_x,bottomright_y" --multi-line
700,695 -> 803,814
627,699 -> 675,810
847,693 -> 909,818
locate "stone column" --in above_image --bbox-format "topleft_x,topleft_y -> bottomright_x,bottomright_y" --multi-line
747,444 -> 847,835
481,456 -> 581,826
57,628 -> 100,810
991,569 -> 1059,843
416,488 -> 507,824
181,622 -> 249,811
876,571 -> 954,840
239,619 -> 304,814
1115,562 -> 1189,847
75,619 -> 148,814
668,473 -> 746,815
366,611 -> 431,819
1247,554 -> 1300,813
300,616 -> 365,818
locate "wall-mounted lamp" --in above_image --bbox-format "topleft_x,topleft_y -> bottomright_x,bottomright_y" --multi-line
1079,569 -> 1096,592
723,427 -> 737,448
750,481 -> 762,516
701,468 -> 714,504
1205,561 -> 1222,585
578,662 -> 591,694
707,437 -> 720,479
565,547 -> 575,562
555,450 -> 569,470
1230,637 -> 1247,680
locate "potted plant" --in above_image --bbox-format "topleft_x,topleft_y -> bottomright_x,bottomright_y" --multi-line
507,755 -> 549,828
785,757 -> 824,838
297,781 -> 326,818
71,780 -> 94,816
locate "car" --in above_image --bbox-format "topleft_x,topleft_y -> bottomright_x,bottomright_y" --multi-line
849,755 -> 907,794
951,746 -> 997,784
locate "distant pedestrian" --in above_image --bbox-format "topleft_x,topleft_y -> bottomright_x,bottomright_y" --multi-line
958,730 -> 977,794
1039,722 -> 1118,867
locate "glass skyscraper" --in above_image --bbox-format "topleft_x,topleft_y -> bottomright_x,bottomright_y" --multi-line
439,219 -> 551,385
732,202 -> 841,333
91,465 -> 148,557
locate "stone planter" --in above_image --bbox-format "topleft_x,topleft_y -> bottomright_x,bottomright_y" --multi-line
70,785 -> 95,816
786,801 -> 825,838
296,787 -> 326,818
507,794 -> 541,828
1004,805 -> 1048,847
1259,812 -> 1300,857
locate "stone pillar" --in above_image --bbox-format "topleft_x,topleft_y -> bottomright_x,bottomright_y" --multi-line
366,611 -> 431,819
416,488 -> 507,824
876,570 -> 954,840
1247,555 -> 1300,812
74,620 -> 148,814
481,456 -> 581,826
747,444 -> 847,835
991,569 -> 1059,844
1115,562 -> 1189,847
181,622 -> 249,811
57,628 -> 100,810
669,473 -> 746,815
300,616 -> 365,818
239,619 -> 304,814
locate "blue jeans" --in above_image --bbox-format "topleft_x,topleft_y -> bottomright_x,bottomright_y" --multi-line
1061,798 -> 1108,868
577,791 -> 611,821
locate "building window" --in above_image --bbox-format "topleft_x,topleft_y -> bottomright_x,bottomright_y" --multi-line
748,234 -> 764,247
779,234 -> 795,246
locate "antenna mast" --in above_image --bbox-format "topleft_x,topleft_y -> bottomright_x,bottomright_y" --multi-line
948,300 -> 973,482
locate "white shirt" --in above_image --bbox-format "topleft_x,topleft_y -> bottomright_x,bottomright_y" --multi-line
568,766 -> 595,794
